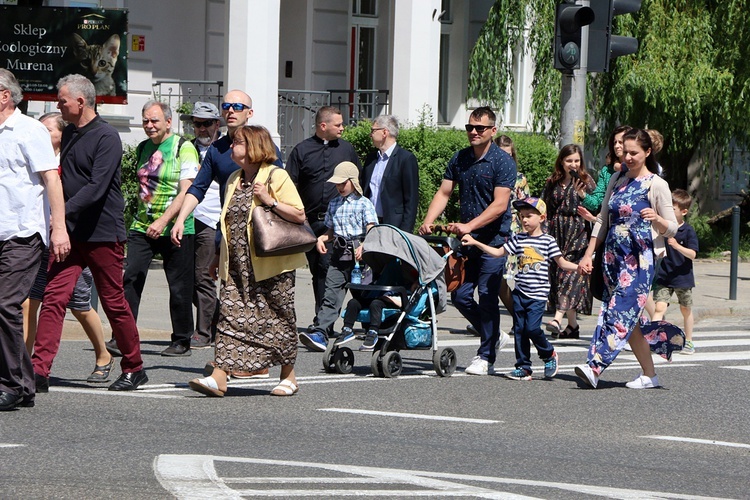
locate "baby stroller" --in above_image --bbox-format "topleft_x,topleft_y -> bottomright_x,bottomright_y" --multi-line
322,224 -> 457,378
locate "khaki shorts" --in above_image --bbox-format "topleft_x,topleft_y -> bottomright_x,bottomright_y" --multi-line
653,283 -> 693,308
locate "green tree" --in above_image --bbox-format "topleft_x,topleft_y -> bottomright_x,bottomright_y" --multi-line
469,0 -> 750,189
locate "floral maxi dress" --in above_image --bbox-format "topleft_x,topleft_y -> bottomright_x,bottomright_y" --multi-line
214,186 -> 298,374
586,174 -> 684,375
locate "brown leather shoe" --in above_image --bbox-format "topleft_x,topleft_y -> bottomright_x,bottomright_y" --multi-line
231,368 -> 270,379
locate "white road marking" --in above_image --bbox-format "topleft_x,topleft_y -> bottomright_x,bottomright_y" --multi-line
318,408 -> 500,424
642,435 -> 750,450
153,454 -> 728,499
50,387 -> 181,399
723,365 -> 750,371
0,444 -> 24,448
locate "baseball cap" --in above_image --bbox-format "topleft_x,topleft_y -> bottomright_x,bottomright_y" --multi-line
512,197 -> 546,216
327,161 -> 362,196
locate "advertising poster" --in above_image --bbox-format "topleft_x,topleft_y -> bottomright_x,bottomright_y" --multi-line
0,6 -> 128,104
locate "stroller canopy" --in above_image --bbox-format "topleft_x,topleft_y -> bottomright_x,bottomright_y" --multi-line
362,225 -> 448,313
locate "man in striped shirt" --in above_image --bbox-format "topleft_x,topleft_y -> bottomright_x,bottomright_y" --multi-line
462,197 -> 580,381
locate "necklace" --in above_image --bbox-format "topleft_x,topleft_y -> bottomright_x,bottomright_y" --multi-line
240,170 -> 258,189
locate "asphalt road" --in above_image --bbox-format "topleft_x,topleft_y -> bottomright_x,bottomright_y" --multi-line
2,313 -> 749,499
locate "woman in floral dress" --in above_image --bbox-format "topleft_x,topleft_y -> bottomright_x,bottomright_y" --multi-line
541,144 -> 595,339
575,129 -> 684,389
188,126 -> 308,397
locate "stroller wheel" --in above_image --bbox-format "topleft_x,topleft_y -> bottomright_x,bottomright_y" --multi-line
322,343 -> 337,373
433,347 -> 457,377
333,347 -> 354,374
370,352 -> 383,377
381,351 -> 403,378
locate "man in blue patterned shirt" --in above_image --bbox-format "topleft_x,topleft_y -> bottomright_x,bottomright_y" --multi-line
299,161 -> 378,352
419,107 -> 517,376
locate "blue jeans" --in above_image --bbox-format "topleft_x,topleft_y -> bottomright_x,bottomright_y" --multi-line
452,252 -> 505,364
512,290 -> 554,373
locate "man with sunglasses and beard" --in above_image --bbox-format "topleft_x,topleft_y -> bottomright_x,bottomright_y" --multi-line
178,102 -> 223,350
419,107 -> 516,376
171,90 -> 282,378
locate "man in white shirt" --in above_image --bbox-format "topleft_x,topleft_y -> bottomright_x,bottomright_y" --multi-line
0,69 -> 69,411
179,102 -> 222,349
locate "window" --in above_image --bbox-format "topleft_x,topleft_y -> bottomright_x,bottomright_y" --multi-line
438,34 -> 450,123
440,0 -> 452,23
352,0 -> 376,17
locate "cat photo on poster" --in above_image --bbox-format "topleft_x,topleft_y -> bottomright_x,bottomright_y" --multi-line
72,33 -> 120,96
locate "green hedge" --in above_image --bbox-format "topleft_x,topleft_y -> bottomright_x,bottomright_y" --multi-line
122,142 -> 140,230
342,122 -> 558,231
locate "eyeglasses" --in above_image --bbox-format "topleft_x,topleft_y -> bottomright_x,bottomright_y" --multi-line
221,102 -> 251,111
370,127 -> 384,134
192,120 -> 214,128
464,124 -> 494,134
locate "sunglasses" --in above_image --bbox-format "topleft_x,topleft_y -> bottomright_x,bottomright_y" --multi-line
221,102 -> 251,111
192,120 -> 214,128
464,124 -> 493,133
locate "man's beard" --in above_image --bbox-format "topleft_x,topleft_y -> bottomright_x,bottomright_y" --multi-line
196,135 -> 213,146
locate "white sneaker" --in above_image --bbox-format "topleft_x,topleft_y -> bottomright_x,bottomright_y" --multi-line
574,364 -> 599,389
465,356 -> 495,375
495,330 -> 510,353
625,374 -> 660,389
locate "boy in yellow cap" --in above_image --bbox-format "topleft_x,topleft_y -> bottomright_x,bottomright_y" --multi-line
299,161 -> 378,352
462,197 -> 579,380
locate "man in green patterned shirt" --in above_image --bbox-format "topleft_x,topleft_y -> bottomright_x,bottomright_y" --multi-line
107,100 -> 200,358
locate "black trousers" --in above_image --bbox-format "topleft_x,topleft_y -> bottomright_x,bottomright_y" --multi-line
0,234 -> 42,398
305,219 -> 331,323
123,231 -> 194,345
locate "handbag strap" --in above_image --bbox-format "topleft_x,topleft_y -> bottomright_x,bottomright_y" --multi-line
256,166 -> 308,225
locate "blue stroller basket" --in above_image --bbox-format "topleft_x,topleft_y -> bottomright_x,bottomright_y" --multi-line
323,225 -> 457,378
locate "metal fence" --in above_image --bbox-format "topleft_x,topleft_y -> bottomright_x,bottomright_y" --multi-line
277,89 -> 331,163
277,89 -> 390,163
328,89 -> 390,125
152,80 -> 224,136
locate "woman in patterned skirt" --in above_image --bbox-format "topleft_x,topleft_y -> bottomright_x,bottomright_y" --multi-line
189,125 -> 308,397
575,129 -> 684,389
540,144 -> 595,339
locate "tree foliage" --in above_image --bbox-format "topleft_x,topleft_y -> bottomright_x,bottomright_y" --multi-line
469,0 -> 750,189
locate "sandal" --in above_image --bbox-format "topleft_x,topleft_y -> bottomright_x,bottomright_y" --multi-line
270,379 -> 299,397
86,358 -> 114,383
188,376 -> 225,397
545,319 -> 562,337
559,325 -> 580,339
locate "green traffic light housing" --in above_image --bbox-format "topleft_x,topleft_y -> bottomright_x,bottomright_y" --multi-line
554,2 -> 595,71
588,0 -> 642,73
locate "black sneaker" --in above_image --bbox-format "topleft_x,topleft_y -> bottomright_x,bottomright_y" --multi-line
35,373 -> 49,393
105,338 -> 122,357
190,335 -> 212,349
334,327 -> 356,346
359,330 -> 379,351
161,342 -> 191,357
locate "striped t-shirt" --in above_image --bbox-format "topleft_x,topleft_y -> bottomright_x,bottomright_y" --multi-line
503,233 -> 562,301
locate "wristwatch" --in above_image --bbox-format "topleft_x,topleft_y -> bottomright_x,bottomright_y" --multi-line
270,200 -> 278,209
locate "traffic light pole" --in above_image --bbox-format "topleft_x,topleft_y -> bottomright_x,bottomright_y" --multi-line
560,0 -> 589,147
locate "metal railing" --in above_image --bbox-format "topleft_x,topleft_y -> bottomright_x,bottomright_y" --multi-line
152,80 -> 224,136
277,89 -> 331,163
328,89 -> 390,125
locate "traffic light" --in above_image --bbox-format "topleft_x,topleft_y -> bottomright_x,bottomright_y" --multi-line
588,0 -> 642,73
554,1 -> 595,71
